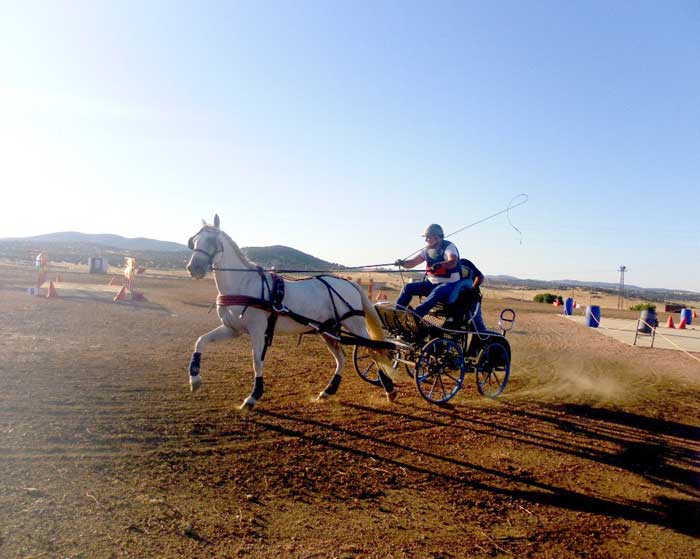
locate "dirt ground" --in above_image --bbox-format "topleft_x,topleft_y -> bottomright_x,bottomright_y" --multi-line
1,263 -> 699,559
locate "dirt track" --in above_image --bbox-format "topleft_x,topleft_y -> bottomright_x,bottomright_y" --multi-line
1,265 -> 699,558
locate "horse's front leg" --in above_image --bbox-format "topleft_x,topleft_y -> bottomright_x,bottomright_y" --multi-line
240,322 -> 267,411
318,336 -> 345,401
189,324 -> 238,392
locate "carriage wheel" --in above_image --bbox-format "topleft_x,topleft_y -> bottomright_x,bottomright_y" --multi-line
352,345 -> 383,386
415,337 -> 465,404
475,341 -> 511,398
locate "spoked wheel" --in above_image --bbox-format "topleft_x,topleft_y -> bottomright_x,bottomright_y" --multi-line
353,345 -> 412,386
352,345 -> 383,386
475,340 -> 511,398
415,337 -> 466,404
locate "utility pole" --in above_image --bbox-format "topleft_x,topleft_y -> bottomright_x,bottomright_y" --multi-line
617,266 -> 627,310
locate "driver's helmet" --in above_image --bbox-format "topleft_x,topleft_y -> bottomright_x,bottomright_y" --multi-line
422,223 -> 444,238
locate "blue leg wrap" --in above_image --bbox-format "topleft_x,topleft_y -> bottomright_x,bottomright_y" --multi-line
378,369 -> 394,392
324,374 -> 342,396
189,352 -> 201,377
251,377 -> 264,401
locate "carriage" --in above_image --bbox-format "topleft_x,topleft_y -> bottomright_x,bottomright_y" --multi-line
186,215 -> 516,409
352,284 -> 516,405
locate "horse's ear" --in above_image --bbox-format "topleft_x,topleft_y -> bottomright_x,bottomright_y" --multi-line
214,214 -> 220,229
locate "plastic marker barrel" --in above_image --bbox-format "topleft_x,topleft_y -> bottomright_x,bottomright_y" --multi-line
585,305 -> 601,328
680,308 -> 692,326
638,309 -> 657,333
564,297 -> 574,316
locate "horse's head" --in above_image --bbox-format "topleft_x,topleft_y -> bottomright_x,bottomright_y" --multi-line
186,214 -> 222,279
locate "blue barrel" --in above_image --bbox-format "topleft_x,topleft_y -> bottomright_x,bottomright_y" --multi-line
563,297 -> 574,316
680,308 -> 692,325
585,305 -> 601,328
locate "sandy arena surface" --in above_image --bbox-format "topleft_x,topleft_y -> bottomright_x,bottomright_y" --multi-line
564,315 -> 700,355
1,263 -> 699,558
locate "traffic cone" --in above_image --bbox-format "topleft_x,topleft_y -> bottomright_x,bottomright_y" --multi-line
666,315 -> 675,328
108,277 -> 117,286
46,281 -> 58,298
694,310 -> 698,319
113,286 -> 127,302
678,317 -> 687,330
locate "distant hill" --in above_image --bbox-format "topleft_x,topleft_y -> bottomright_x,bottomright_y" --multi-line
487,275 -> 700,303
242,245 -> 343,271
1,231 -> 697,301
3,232 -> 188,252
0,234 -> 343,272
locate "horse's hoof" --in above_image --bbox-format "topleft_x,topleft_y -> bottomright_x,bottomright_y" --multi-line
239,397 -> 256,412
386,388 -> 398,403
190,375 -> 202,392
317,391 -> 330,401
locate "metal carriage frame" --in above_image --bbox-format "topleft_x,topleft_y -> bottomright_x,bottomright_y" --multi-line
352,302 -> 516,405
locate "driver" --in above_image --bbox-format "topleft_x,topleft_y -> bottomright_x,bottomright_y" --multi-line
393,224 -> 462,317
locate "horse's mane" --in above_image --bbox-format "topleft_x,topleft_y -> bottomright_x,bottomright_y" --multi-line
204,224 -> 257,270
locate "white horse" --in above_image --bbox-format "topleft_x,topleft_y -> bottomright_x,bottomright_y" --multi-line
185,215 -> 397,410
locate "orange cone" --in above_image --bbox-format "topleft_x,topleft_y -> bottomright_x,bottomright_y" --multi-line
666,315 -> 675,328
108,277 -> 117,286
678,317 -> 687,330
694,310 -> 698,319
113,285 -> 127,302
46,281 -> 58,298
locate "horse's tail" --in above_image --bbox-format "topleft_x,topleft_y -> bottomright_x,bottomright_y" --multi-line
353,284 -> 395,375
358,287 -> 383,341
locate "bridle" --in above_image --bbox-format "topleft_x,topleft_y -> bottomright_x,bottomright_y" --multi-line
187,227 -> 223,270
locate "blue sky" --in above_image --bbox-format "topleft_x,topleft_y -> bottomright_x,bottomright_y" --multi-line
1,1 -> 698,291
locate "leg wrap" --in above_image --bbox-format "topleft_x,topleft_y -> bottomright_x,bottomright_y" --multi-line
324,374 -> 342,396
378,369 -> 394,393
251,376 -> 264,401
189,352 -> 202,377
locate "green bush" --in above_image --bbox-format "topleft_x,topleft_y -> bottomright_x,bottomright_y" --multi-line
533,293 -> 558,304
630,303 -> 656,312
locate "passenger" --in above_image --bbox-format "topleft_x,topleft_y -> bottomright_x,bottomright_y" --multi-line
455,257 -> 486,332
394,224 -> 462,317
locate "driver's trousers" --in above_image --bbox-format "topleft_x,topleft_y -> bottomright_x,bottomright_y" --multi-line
396,279 -> 486,331
396,280 -> 456,317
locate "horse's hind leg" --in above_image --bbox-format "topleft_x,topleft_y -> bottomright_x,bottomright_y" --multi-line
189,324 -> 237,392
318,336 -> 345,401
240,325 -> 267,411
346,316 -> 398,403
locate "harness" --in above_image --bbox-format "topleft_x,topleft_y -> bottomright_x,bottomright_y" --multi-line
217,272 -> 366,360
